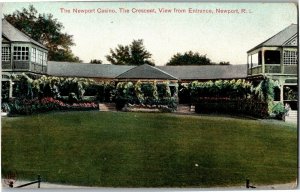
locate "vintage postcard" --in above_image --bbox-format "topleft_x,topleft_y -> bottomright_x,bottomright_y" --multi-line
1,1 -> 298,190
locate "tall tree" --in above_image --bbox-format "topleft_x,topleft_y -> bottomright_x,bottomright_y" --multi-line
90,59 -> 103,64
5,5 -> 81,62
106,39 -> 155,66
166,51 -> 212,66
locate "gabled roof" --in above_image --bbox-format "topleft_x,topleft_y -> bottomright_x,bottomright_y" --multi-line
116,64 -> 178,80
2,19 -> 47,49
47,61 -> 134,78
157,65 -> 247,80
248,24 -> 298,53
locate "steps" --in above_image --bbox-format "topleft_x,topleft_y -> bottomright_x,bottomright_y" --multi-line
99,103 -> 116,112
176,104 -> 195,114
285,110 -> 298,123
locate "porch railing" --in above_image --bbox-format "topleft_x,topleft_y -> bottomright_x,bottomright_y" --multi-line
248,64 -> 297,75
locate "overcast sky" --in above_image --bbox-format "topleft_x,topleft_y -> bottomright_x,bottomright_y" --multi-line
1,2 -> 298,65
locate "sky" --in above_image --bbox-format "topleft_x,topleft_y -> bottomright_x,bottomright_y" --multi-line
1,2 -> 298,65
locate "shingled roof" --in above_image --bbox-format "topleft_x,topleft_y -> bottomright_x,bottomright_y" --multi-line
47,62 -> 247,80
116,64 -> 178,80
48,61 -> 134,78
247,24 -> 298,53
2,19 -> 47,49
157,65 -> 247,80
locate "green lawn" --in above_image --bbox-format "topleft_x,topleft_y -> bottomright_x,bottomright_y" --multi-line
1,111 -> 297,187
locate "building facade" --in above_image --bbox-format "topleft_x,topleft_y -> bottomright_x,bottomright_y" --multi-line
2,19 -> 48,98
1,19 -> 298,110
247,24 -> 298,109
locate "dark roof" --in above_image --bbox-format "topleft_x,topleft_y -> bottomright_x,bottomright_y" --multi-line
157,65 -> 248,80
47,61 -> 134,78
48,62 -> 247,80
116,64 -> 178,80
2,19 -> 47,49
248,24 -> 298,53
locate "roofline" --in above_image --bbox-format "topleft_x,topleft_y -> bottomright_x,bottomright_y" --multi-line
116,64 -> 179,80
4,40 -> 49,51
2,19 -> 48,50
117,77 -> 178,80
247,45 -> 298,53
283,33 -> 298,45
2,33 -> 10,41
46,74 -> 117,79
149,65 -> 179,80
180,77 -> 247,81
247,24 -> 298,53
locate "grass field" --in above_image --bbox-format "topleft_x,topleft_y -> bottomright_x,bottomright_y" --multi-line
1,111 -> 297,187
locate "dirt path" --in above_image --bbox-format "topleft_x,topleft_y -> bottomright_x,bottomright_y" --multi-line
2,180 -> 297,189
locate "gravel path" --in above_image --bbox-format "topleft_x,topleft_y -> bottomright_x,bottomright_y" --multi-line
2,180 -> 297,189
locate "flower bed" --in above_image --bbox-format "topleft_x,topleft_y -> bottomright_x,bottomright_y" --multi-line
122,103 -> 175,113
2,97 -> 98,115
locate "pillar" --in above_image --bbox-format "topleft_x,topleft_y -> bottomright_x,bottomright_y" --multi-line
261,49 -> 265,74
9,79 -> 13,98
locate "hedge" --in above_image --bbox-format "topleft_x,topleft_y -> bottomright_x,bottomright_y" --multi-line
195,98 -> 269,118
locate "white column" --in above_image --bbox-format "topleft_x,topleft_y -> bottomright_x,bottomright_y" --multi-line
261,49 -> 265,74
9,79 -> 13,98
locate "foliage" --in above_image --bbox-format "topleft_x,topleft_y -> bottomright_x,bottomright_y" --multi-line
284,86 -> 298,100
219,61 -> 230,65
188,78 -> 283,118
190,79 -> 252,101
1,81 -> 10,102
195,98 -> 269,118
254,78 -> 277,103
254,78 -> 279,114
3,97 -> 97,115
4,5 -> 81,62
90,59 -> 103,64
9,74 -> 116,105
106,39 -> 155,66
12,74 -> 34,100
166,51 -> 212,65
271,102 -> 287,120
114,81 -> 177,110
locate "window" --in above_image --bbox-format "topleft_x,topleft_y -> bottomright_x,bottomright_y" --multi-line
251,53 -> 259,67
31,48 -> 36,62
2,47 -> 10,61
13,46 -> 29,61
37,50 -> 43,64
42,52 -> 47,65
264,50 -> 280,64
284,51 -> 298,65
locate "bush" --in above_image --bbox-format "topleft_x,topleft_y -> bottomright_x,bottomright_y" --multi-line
68,92 -> 78,104
114,81 -> 177,111
271,102 -> 287,120
4,97 -> 98,115
195,98 -> 269,118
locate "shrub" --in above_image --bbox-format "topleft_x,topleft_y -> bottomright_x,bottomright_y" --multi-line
68,92 -> 78,104
114,81 -> 177,111
195,98 -> 269,118
271,102 -> 287,120
4,97 -> 98,115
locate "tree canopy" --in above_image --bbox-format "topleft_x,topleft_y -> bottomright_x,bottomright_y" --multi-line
106,39 -> 155,66
90,59 -> 103,64
5,5 -> 81,62
166,51 -> 212,66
